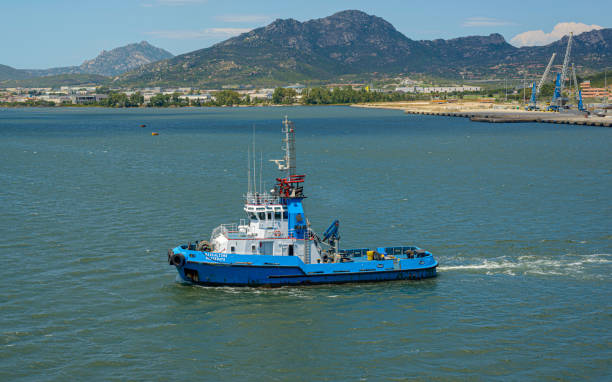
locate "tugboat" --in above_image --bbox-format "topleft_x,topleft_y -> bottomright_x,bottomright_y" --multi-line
168,117 -> 437,286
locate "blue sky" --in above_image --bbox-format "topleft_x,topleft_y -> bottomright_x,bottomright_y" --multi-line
2,0 -> 609,69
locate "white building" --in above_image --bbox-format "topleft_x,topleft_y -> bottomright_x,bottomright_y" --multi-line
179,94 -> 212,103
248,89 -> 274,100
396,85 -> 481,93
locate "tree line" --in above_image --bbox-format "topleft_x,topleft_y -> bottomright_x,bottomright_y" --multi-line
53,87 -> 424,108
7,86 -> 532,108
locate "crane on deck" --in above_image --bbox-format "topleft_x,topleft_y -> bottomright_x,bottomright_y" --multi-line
526,52 -> 556,110
321,219 -> 340,256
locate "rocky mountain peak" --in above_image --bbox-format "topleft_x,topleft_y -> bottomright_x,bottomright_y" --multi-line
79,41 -> 173,76
116,10 -> 612,87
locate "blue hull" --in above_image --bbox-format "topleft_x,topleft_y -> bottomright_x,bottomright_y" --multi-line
172,249 -> 437,286
179,264 -> 436,286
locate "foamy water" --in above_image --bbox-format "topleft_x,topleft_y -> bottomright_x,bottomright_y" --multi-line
438,253 -> 611,278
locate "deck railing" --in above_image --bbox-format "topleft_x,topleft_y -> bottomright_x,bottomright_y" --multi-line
210,224 -> 240,241
244,192 -> 280,205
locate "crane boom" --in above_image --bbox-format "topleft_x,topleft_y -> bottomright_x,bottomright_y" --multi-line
572,63 -> 585,111
571,63 -> 579,100
536,53 -> 556,96
559,33 -> 573,93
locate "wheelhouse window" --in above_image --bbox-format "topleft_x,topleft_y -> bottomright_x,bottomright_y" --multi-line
274,211 -> 281,220
258,212 -> 266,220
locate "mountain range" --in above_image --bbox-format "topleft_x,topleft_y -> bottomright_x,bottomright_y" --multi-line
118,10 -> 610,87
2,10 -> 610,88
0,41 -> 173,82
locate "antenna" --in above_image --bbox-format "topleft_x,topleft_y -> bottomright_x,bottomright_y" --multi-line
270,116 -> 296,176
252,125 -> 256,193
259,152 -> 263,195
247,146 -> 251,194
282,116 -> 296,177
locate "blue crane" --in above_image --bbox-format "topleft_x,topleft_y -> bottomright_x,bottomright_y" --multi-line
549,32 -> 573,111
526,53 -> 556,111
527,81 -> 537,110
548,73 -> 563,111
572,63 -> 586,112
322,219 -> 340,254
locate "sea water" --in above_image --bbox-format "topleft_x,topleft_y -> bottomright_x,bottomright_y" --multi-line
1,106 -> 610,380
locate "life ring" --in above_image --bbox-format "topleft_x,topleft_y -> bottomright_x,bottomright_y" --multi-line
273,230 -> 281,237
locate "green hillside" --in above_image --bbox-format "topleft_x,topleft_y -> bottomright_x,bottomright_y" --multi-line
1,74 -> 109,88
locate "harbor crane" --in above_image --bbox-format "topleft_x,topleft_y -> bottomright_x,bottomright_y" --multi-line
549,32 -> 573,111
526,52 -> 556,110
571,63 -> 585,112
559,33 -> 573,94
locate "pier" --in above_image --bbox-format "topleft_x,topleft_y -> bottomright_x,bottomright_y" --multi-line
403,110 -> 612,127
351,102 -> 612,127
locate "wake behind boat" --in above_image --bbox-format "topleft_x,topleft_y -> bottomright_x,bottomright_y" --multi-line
168,117 -> 437,286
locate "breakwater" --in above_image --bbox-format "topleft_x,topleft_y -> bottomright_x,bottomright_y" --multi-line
404,109 -> 612,127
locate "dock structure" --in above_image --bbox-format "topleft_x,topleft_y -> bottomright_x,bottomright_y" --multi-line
402,110 -> 612,127
351,103 -> 611,127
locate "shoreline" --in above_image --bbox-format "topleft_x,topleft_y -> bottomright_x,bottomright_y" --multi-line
2,102 -> 611,127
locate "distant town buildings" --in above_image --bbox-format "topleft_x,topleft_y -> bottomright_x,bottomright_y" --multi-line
178,94 -> 212,103
580,81 -> 610,100
71,94 -> 108,104
247,89 -> 274,100
1,81 -> 490,106
283,84 -> 306,94
327,83 -> 365,89
396,85 -> 481,93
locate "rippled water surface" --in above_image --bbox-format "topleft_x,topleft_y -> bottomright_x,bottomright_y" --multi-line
1,106 -> 611,380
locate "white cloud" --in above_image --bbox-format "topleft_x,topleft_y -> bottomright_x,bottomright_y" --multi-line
141,0 -> 207,6
462,17 -> 516,27
146,28 -> 251,39
511,22 -> 603,47
158,0 -> 206,4
215,14 -> 272,24
207,28 -> 252,36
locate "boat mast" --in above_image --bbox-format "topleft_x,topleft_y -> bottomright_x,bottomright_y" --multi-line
247,147 -> 251,194
252,125 -> 257,194
282,116 -> 296,177
271,116 -> 298,176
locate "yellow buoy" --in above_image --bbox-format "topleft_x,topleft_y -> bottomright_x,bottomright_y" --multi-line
151,132 -> 159,136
